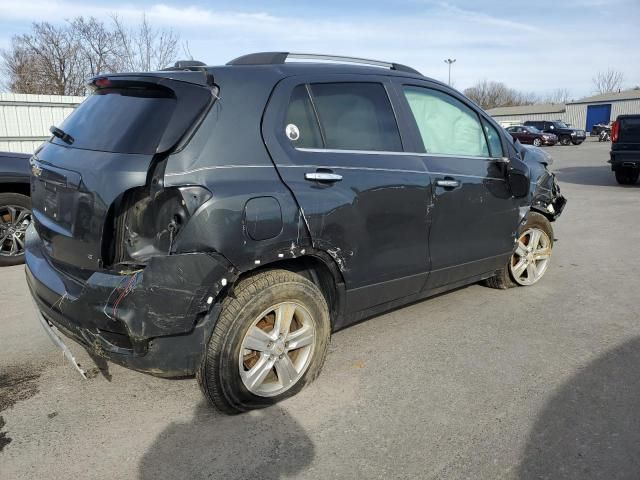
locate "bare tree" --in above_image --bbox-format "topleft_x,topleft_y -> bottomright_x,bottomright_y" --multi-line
1,15 -> 180,95
543,88 -> 571,104
70,17 -> 122,77
464,80 -> 538,110
111,14 -> 179,72
592,69 -> 624,94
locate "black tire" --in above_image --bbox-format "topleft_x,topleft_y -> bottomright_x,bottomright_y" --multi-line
0,193 -> 31,267
197,269 -> 331,414
532,138 -> 542,147
483,212 -> 554,289
615,168 -> 639,185
559,136 -> 571,146
572,140 -> 583,145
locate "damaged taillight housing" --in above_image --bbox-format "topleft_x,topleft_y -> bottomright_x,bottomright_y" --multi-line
107,185 -> 212,266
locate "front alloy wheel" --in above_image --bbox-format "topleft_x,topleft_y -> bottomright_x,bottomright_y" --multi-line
509,227 -> 552,286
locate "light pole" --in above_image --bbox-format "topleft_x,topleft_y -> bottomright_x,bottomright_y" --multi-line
444,58 -> 456,85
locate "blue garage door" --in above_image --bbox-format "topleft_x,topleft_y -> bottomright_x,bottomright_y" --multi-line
586,104 -> 612,133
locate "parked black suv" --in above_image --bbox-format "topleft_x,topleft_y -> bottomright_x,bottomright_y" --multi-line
1,151 -> 32,266
609,114 -> 640,184
524,120 -> 586,146
26,53 -> 566,413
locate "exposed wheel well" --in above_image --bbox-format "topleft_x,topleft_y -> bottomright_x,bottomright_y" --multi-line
0,183 -> 30,197
236,255 -> 344,329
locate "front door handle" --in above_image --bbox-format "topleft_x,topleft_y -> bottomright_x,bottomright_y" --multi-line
305,171 -> 343,183
435,179 -> 460,188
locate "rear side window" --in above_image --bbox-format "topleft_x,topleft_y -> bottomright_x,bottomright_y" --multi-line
309,83 -> 402,152
284,85 -> 323,149
53,87 -> 176,154
403,86 -> 489,157
619,117 -> 640,142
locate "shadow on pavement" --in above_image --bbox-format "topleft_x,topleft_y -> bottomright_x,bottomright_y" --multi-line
139,402 -> 314,480
554,165 -> 638,188
518,337 -> 640,479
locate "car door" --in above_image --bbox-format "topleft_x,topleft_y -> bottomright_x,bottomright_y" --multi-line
262,74 -> 432,313
392,81 -> 520,289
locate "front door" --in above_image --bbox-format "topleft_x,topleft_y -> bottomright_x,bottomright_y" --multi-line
262,75 -> 432,313
393,82 -> 520,289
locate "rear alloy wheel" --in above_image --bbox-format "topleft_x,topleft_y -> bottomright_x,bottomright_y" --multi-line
559,136 -> 571,146
615,168 -> 639,185
483,212 -> 553,289
197,269 -> 330,413
532,138 -> 542,147
0,193 -> 32,267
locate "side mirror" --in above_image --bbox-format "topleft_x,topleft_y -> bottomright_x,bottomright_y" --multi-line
507,171 -> 530,198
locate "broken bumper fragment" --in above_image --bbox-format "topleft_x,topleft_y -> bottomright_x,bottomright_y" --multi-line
26,227 -> 231,377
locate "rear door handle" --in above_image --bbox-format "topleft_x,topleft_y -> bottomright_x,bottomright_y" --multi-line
435,179 -> 460,188
305,172 -> 343,183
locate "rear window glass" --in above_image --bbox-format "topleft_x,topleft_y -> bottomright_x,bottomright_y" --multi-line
619,117 -> 640,142
309,83 -> 402,152
53,88 -> 176,154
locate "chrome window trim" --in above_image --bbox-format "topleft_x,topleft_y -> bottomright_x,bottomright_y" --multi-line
296,146 -> 499,162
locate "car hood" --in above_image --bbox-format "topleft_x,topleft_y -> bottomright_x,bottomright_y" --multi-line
519,143 -> 553,166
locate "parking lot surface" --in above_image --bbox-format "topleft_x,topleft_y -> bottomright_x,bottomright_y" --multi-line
2,139 -> 639,479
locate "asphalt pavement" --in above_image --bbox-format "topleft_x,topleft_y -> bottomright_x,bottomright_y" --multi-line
2,138 -> 639,479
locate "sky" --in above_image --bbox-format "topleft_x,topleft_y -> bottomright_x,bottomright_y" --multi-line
0,0 -> 639,99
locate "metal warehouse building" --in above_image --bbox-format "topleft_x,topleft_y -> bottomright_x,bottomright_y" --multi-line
487,88 -> 640,133
0,93 -> 84,154
485,103 -> 566,128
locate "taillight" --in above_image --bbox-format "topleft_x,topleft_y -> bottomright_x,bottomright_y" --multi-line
611,121 -> 620,142
93,77 -> 112,88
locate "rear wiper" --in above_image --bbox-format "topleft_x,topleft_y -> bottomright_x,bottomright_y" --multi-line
49,126 -> 74,145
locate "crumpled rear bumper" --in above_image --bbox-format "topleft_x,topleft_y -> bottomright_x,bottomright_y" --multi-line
25,225 -> 231,377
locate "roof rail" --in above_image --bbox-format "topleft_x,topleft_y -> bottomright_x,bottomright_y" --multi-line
226,52 -> 422,75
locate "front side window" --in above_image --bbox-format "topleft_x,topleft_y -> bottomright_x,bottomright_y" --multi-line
308,83 -> 402,151
481,118 -> 504,158
403,86 -> 489,157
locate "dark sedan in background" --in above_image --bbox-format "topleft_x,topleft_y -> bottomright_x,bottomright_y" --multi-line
0,151 -> 32,266
506,125 -> 558,147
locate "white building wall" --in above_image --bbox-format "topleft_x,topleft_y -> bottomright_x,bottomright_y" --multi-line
611,99 -> 640,119
565,99 -> 640,130
0,93 -> 84,154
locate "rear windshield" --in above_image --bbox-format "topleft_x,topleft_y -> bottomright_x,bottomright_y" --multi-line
53,87 -> 176,154
619,117 -> 640,143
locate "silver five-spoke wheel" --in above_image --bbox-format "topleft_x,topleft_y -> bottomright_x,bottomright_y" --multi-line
239,301 -> 316,397
0,204 -> 31,259
509,227 -> 552,286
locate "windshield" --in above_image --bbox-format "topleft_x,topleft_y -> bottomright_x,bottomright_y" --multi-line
52,87 -> 177,154
553,121 -> 568,129
525,126 -> 541,133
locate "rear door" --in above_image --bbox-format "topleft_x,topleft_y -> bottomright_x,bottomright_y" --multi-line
262,74 -> 431,312
393,81 -> 519,289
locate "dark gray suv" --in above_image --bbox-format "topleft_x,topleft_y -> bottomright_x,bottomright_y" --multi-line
26,53 -> 566,413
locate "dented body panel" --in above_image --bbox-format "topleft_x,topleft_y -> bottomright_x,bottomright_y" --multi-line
26,62 -> 566,378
